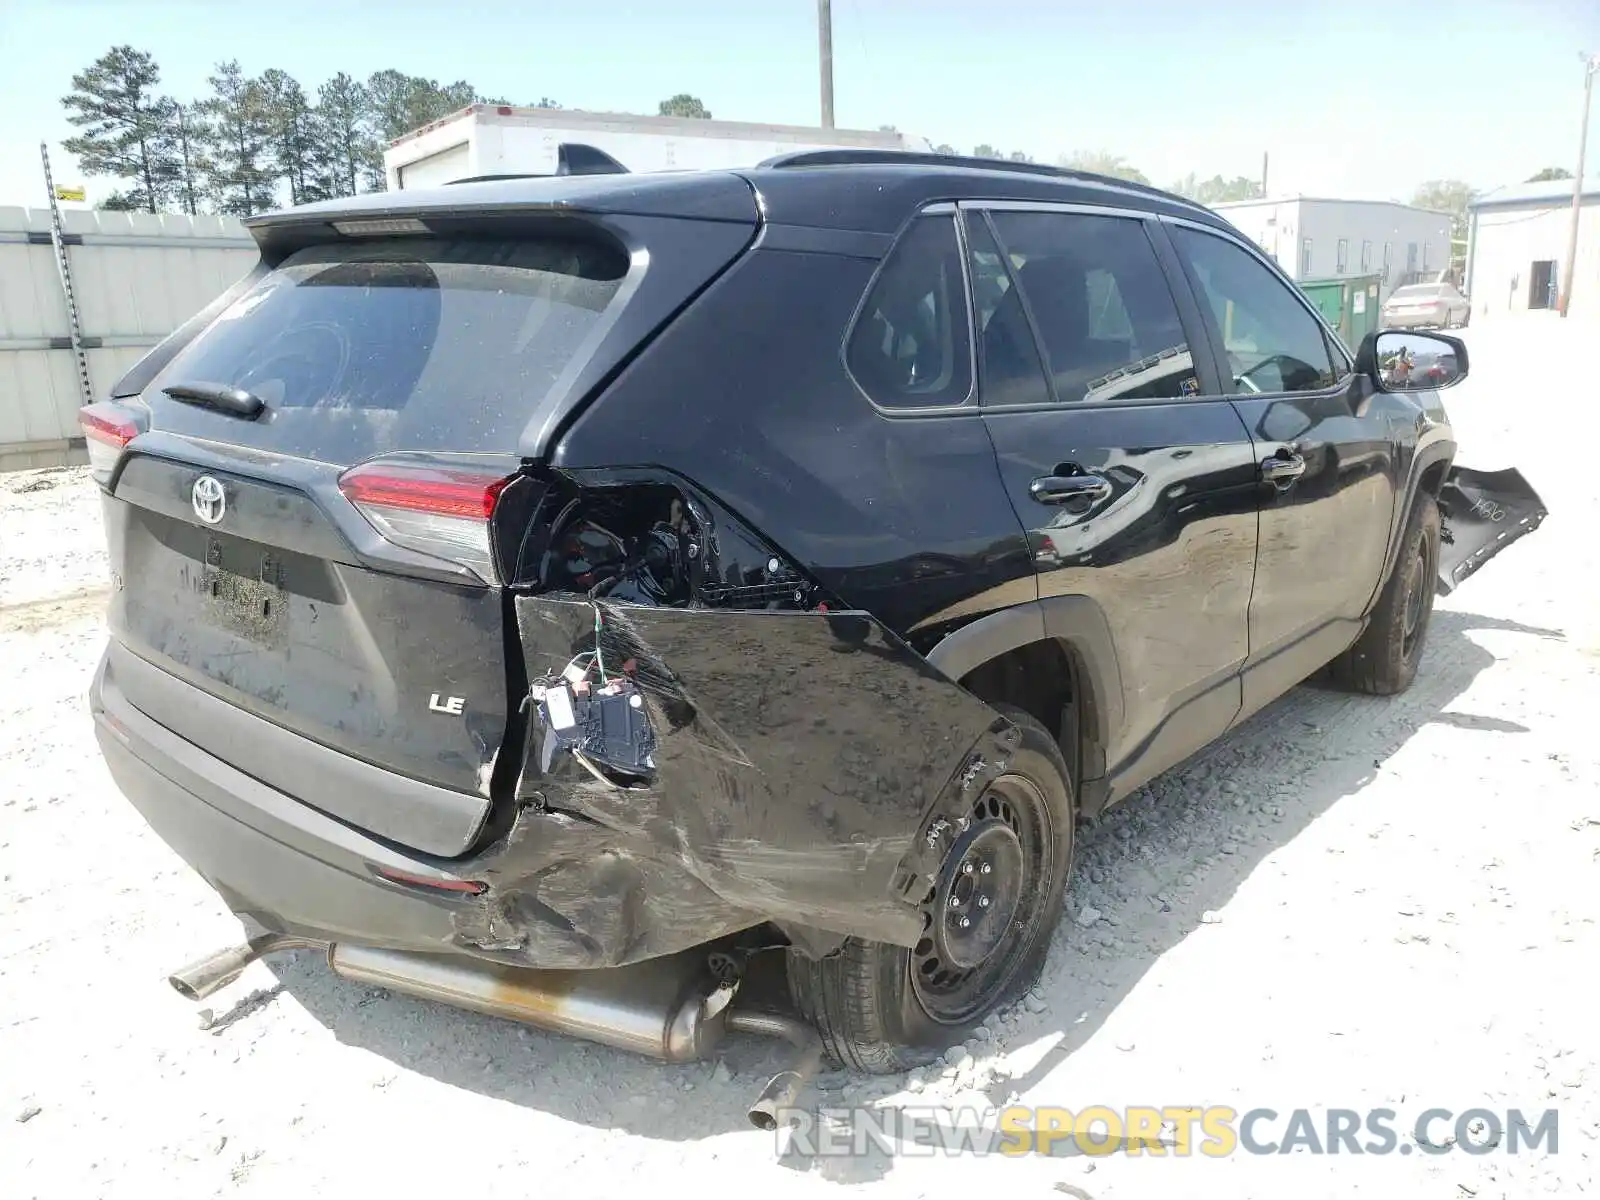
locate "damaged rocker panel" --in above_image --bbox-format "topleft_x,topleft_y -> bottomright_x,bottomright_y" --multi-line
452,595 -> 1019,968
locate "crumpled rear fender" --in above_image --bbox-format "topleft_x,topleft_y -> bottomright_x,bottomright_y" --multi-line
1436,466 -> 1549,595
463,595 -> 1020,968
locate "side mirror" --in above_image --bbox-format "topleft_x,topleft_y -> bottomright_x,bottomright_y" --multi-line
1356,329 -> 1470,393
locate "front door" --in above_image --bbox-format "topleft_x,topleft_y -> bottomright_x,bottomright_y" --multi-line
967,204 -> 1263,802
1163,220 -> 1403,721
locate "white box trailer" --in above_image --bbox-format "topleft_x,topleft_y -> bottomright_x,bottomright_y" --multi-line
384,104 -> 934,190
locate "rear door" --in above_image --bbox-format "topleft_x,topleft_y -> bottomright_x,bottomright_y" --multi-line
967,203 -> 1263,801
1162,219 -> 1403,721
96,207 -> 756,857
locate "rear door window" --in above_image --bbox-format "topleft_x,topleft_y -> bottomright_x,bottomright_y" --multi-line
964,214 -> 1051,407
846,214 -> 973,409
147,236 -> 630,463
984,211 -> 1200,404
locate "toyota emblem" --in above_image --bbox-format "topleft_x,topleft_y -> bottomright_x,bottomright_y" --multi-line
191,475 -> 226,524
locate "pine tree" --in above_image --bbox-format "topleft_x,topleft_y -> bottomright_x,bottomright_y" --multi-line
163,100 -> 206,215
365,70 -> 477,141
196,60 -> 275,215
258,69 -> 326,205
60,46 -> 180,213
315,72 -> 375,198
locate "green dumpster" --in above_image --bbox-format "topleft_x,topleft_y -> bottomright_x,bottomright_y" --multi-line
1300,274 -> 1381,347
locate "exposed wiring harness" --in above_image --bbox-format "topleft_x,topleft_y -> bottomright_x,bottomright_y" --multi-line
525,601 -> 654,789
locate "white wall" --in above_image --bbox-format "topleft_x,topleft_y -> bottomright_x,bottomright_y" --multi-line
0,206 -> 257,469
1212,199 -> 1451,306
1467,201 -> 1600,320
385,106 -> 931,188
395,142 -> 471,190
1210,199 -> 1303,271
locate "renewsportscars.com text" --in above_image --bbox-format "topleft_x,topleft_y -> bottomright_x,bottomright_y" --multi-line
776,1105 -> 1561,1158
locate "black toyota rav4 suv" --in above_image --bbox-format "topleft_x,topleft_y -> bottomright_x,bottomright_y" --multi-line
84,149 -> 1544,1100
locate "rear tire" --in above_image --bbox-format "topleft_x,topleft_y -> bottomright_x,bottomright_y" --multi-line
1327,497 -> 1441,696
785,707 -> 1076,1074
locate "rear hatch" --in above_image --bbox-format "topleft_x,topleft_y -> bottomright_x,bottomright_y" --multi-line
91,179 -> 759,857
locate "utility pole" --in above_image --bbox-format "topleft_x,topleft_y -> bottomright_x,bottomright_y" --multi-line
818,0 -> 835,129
1261,151 -> 1269,198
1558,52 -> 1599,318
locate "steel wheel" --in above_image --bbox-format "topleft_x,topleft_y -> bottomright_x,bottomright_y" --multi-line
909,772 -> 1054,1025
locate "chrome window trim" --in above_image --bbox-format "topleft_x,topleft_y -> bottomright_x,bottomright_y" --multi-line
961,202 -> 1229,412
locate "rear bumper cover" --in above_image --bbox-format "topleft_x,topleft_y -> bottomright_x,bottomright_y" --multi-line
93,601 -> 1015,969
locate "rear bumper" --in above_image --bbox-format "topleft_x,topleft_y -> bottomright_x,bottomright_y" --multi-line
91,644 -> 761,968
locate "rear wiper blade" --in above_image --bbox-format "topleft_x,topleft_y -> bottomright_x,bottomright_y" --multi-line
161,382 -> 265,419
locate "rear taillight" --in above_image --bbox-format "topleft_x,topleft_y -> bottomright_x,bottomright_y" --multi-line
78,402 -> 142,486
338,460 -> 514,584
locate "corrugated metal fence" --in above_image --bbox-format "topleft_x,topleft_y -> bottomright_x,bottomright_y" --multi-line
0,206 -> 257,471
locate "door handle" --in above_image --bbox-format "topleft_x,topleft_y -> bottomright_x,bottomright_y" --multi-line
1029,471 -> 1113,507
1260,449 -> 1306,489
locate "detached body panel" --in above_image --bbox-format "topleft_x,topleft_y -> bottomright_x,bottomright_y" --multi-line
1435,466 -> 1549,594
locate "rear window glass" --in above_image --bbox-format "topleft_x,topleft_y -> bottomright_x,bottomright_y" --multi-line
147,236 -> 629,462
1392,284 -> 1443,298
846,214 -> 972,409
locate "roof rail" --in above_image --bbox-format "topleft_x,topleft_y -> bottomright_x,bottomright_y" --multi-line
441,143 -> 629,186
754,148 -> 1179,201
444,173 -> 544,185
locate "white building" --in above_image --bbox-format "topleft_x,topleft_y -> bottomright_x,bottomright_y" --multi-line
1465,178 -> 1598,320
383,105 -> 931,191
1209,197 -> 1453,307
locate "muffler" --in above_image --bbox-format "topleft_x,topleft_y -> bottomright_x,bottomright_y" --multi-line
327,942 -> 737,1062
326,943 -> 820,1128
168,934 -> 324,1001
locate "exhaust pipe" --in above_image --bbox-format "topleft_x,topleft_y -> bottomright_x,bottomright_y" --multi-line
729,1010 -> 825,1131
326,943 -> 821,1127
168,934 -> 324,1001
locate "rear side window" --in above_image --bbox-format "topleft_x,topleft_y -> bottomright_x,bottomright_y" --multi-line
846,214 -> 972,408
147,235 -> 629,462
1172,226 -> 1337,395
965,214 -> 1051,407
986,211 -> 1199,404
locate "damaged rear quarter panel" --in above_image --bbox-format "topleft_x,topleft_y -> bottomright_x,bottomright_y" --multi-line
505,594 -> 1015,953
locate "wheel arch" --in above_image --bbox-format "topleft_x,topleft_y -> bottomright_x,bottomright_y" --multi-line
926,596 -> 1124,795
1367,435 -> 1456,617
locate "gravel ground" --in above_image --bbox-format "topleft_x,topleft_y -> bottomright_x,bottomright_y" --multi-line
2,316 -> 1596,1199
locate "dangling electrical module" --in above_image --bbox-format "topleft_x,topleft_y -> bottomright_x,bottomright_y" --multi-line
528,612 -> 658,786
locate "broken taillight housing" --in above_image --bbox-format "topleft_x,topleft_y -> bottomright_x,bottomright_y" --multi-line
338,459 -> 514,584
78,402 -> 143,486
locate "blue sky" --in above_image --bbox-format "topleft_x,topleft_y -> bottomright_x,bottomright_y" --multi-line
2,0 -> 1596,209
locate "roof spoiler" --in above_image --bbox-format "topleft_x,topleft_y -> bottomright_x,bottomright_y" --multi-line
443,143 -> 630,186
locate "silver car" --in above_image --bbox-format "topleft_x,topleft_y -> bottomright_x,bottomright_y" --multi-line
1382,282 -> 1471,329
